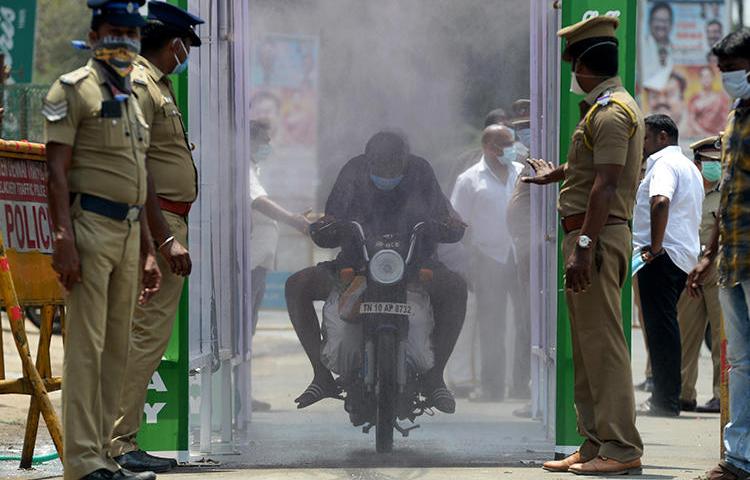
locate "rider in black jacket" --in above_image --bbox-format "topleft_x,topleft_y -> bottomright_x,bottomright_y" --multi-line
285,131 -> 468,414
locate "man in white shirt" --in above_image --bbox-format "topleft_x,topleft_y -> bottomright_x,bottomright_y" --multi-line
450,124 -> 525,401
249,119 -> 311,410
633,114 -> 704,417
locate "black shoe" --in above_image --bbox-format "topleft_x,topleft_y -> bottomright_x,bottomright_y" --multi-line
635,377 -> 654,393
681,399 -> 698,412
112,469 -> 157,480
82,469 -> 114,480
696,397 -> 721,413
638,398 -> 679,417
115,450 -> 172,473
141,451 -> 177,469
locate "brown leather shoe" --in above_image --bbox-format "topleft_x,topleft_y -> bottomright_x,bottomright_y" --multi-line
569,456 -> 642,476
695,461 -> 750,479
542,452 -> 583,472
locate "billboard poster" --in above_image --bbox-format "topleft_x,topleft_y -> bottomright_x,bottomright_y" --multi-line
250,33 -> 319,212
0,0 -> 37,84
639,0 -> 731,146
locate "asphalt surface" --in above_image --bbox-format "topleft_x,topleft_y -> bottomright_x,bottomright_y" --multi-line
0,307 -> 722,479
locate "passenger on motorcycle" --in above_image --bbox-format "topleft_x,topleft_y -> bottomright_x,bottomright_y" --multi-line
285,131 -> 468,414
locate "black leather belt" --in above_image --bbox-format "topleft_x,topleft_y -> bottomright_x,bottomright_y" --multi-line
72,193 -> 142,222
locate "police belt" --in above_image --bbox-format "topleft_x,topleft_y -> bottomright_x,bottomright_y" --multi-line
158,196 -> 192,217
561,213 -> 627,234
71,193 -> 142,222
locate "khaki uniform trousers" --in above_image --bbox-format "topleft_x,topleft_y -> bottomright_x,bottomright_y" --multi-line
563,224 -> 643,462
111,211 -> 188,456
678,261 -> 722,402
63,206 -> 141,480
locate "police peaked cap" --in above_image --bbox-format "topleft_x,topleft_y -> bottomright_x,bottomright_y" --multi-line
88,1 -> 147,28
558,15 -> 619,62
147,1 -> 204,46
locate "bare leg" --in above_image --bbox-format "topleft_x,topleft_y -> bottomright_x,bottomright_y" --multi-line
285,265 -> 338,405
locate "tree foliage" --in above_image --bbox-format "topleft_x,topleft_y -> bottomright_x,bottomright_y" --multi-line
33,0 -> 90,85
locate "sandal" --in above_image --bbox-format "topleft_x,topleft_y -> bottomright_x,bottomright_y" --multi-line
294,381 -> 342,409
426,385 -> 456,414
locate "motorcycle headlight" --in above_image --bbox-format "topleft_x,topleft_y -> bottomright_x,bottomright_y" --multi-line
369,249 -> 405,285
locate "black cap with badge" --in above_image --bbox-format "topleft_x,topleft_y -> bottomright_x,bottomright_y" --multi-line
88,0 -> 147,28
147,1 -> 205,47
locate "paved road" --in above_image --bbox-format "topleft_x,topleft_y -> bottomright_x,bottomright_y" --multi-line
1,308 -> 721,479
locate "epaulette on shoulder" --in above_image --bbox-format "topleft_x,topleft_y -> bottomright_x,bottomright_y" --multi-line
132,64 -> 149,86
60,66 -> 91,86
596,89 -> 613,106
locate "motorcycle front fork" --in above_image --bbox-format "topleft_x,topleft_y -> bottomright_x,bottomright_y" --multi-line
364,338 -> 408,393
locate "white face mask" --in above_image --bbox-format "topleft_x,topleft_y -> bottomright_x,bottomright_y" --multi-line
722,69 -> 750,99
570,71 -> 586,95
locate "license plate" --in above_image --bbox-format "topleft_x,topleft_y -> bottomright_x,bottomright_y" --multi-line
359,302 -> 412,316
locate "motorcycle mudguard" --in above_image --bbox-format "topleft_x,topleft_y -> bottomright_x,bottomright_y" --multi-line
320,288 -> 435,376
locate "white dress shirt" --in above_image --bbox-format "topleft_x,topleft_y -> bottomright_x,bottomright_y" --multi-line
450,156 -> 524,264
250,162 -> 279,270
633,145 -> 704,274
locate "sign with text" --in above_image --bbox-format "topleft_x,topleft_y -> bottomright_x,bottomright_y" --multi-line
0,140 -> 62,306
0,157 -> 52,252
0,0 -> 37,83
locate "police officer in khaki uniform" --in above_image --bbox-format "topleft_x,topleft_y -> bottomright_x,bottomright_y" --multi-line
523,16 -> 644,475
43,2 -> 161,480
678,136 -> 723,414
108,1 -> 203,473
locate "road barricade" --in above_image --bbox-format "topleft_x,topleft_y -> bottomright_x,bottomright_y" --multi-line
0,139 -> 64,468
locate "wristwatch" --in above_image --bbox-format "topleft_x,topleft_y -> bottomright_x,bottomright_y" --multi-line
577,235 -> 593,249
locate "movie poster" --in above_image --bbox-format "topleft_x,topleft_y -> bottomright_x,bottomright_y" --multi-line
250,33 -> 319,211
639,0 -> 730,147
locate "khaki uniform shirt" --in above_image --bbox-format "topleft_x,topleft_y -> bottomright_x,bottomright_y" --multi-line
700,187 -> 720,247
132,56 -> 197,203
43,59 -> 149,206
558,77 -> 644,220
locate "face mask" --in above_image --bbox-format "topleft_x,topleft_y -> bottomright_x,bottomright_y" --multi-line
702,161 -> 722,182
501,145 -> 518,163
570,71 -> 586,95
721,70 -> 750,99
172,39 -> 189,75
370,174 -> 404,191
93,35 -> 140,77
516,128 -> 531,148
253,144 -> 272,163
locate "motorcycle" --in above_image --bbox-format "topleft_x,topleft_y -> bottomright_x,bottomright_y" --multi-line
319,220 -> 444,453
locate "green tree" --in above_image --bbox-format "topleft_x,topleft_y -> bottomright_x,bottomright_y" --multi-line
33,0 -> 90,85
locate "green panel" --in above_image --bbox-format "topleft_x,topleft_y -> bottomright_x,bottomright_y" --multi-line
0,0 -> 37,83
136,0 -> 190,456
556,0 -> 638,452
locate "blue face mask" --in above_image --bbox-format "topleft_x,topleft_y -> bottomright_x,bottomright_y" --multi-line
172,39 -> 189,75
516,128 -> 531,148
370,174 -> 404,191
497,145 -> 517,165
254,144 -> 272,163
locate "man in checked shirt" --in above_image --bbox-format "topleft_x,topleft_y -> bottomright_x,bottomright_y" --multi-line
688,28 -> 750,480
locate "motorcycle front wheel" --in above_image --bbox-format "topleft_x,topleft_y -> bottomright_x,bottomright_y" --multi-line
376,330 -> 396,453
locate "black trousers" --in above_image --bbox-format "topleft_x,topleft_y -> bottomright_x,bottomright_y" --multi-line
637,253 -> 687,413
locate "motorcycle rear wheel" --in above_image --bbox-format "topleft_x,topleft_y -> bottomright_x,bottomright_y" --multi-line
376,331 -> 396,453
